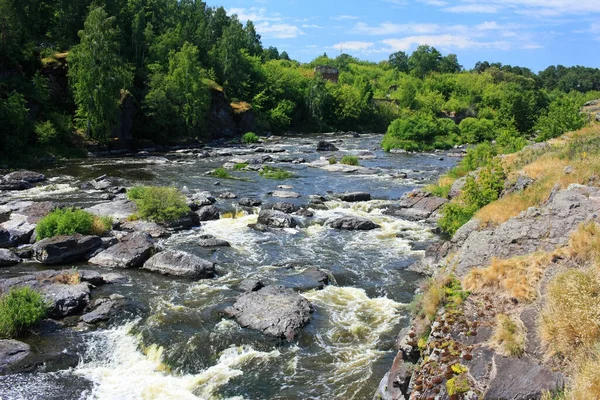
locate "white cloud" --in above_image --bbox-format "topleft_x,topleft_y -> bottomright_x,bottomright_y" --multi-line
430,0 -> 600,16
353,22 -> 442,36
227,7 -> 281,22
332,15 -> 360,20
330,41 -> 375,52
419,0 -> 449,5
302,24 -> 325,29
255,22 -> 304,39
444,4 -> 500,13
381,35 -> 511,51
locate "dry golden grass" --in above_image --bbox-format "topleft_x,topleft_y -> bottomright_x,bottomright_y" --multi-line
90,216 -> 112,236
568,222 -> 600,264
567,349 -> 600,400
419,274 -> 452,322
52,269 -> 81,285
492,313 -> 526,357
230,101 -> 252,114
540,269 -> 600,358
464,253 -> 554,302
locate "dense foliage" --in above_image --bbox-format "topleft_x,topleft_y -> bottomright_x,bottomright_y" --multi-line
36,208 -> 111,239
0,287 -> 48,338
1,0 -> 600,163
127,186 -> 190,223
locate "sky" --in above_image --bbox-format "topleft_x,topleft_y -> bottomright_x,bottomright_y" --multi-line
204,0 -> 600,72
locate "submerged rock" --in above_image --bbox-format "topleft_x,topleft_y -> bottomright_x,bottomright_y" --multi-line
197,235 -> 231,247
257,210 -> 298,228
88,232 -> 155,269
316,141 -> 338,152
142,250 -> 216,279
224,285 -> 313,340
33,234 -> 102,265
0,249 -> 21,266
271,190 -> 301,199
326,216 -> 380,231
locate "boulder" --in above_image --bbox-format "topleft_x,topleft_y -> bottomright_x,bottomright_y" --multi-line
219,192 -> 237,199
224,285 -> 313,340
81,296 -> 129,324
384,190 -> 448,221
257,210 -> 298,228
41,283 -> 90,318
264,202 -> 300,214
120,220 -> 169,238
276,267 -> 331,291
0,249 -> 21,266
197,235 -> 231,247
336,192 -> 371,202
326,216 -> 380,231
33,234 -> 102,265
449,176 -> 467,199
18,202 -> 56,223
271,191 -> 301,199
142,250 -> 215,279
0,215 -> 36,247
88,232 -> 155,269
504,174 -> 535,196
0,180 -> 33,191
316,141 -> 338,152
3,170 -> 46,183
239,198 -> 262,207
85,200 -> 137,223
196,205 -> 220,221
0,340 -> 31,375
238,279 -> 265,292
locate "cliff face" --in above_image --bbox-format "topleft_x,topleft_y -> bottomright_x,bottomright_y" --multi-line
376,126 -> 600,400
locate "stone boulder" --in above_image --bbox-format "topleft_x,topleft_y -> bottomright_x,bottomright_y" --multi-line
271,191 -> 301,199
197,235 -> 231,247
120,220 -> 169,238
85,200 -> 137,223
142,250 -> 215,279
257,210 -> 298,228
336,192 -> 371,202
0,249 -> 21,266
239,198 -> 262,207
3,170 -> 46,183
88,232 -> 155,269
0,215 -> 36,247
264,202 -> 300,214
0,340 -> 31,375
196,205 -> 220,221
33,234 -> 102,265
316,141 -> 338,152
276,267 -> 331,291
384,190 -> 448,221
41,283 -> 91,318
224,285 -> 313,340
81,295 -> 130,324
326,216 -> 380,231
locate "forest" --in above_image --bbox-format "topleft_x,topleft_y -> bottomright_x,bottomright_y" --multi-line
2,0 -> 600,164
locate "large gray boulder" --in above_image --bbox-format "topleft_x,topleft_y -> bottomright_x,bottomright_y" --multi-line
85,200 -> 137,223
316,141 -> 338,152
326,216 -> 380,231
3,170 -> 46,183
120,220 -> 169,238
197,235 -> 231,248
33,234 -> 102,265
264,202 -> 300,214
224,285 -> 313,340
0,249 -> 21,266
142,250 -> 215,279
0,215 -> 36,247
257,209 -> 298,228
41,283 -> 91,318
196,205 -> 220,221
0,340 -> 31,374
88,232 -> 155,268
336,192 -> 371,202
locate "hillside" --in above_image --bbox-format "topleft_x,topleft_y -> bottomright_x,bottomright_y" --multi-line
376,120 -> 600,399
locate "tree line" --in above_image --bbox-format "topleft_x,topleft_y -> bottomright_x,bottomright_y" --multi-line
1,0 -> 599,163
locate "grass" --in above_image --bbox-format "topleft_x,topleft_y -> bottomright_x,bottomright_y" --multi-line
567,349 -> 600,400
328,156 -> 337,165
36,208 -> 112,239
463,252 -> 554,302
51,269 -> 81,285
567,222 -> 600,263
340,155 -> 360,166
492,314 -> 526,357
231,102 -> 252,114
127,186 -> 190,224
425,175 -> 455,198
241,132 -> 259,144
210,168 -> 234,179
0,287 -> 48,339
259,166 -> 294,180
233,163 -> 248,171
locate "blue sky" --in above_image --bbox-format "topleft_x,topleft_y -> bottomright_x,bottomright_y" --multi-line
205,0 -> 600,72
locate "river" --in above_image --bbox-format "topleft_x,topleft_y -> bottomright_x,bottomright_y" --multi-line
0,134 -> 456,400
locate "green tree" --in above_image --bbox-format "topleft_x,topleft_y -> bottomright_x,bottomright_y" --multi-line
389,51 -> 409,73
68,7 -> 132,140
409,45 -> 442,78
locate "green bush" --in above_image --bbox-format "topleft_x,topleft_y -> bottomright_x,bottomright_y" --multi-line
383,113 -> 439,151
459,117 -> 495,143
0,287 -> 48,338
35,121 -> 59,145
210,167 -> 234,179
328,156 -> 337,164
449,142 -> 498,178
36,208 -> 99,239
242,132 -> 259,144
127,186 -> 190,223
259,166 -> 294,179
439,203 -> 476,236
381,137 -> 422,152
233,163 -> 248,170
340,155 -> 359,166
534,95 -> 587,142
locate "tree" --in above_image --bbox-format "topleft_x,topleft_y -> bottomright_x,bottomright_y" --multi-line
389,51 -> 409,73
408,45 -> 442,78
440,54 -> 462,73
68,7 -> 132,140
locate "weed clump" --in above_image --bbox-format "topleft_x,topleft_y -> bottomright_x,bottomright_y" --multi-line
492,314 -> 526,357
340,155 -> 359,166
127,186 -> 190,223
0,287 -> 48,338
259,166 -> 294,180
36,208 -> 112,239
210,168 -> 234,179
242,132 -> 259,144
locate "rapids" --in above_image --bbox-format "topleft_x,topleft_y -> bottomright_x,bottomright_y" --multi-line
0,134 -> 456,399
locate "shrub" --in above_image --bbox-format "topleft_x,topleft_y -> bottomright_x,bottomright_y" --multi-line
492,314 -> 526,357
36,208 -> 97,239
242,132 -> 259,144
568,349 -> 600,400
210,168 -> 234,179
35,121 -> 59,145
340,155 -> 359,166
127,186 -> 190,223
259,166 -> 294,179
328,157 -> 337,164
0,287 -> 48,338
382,113 -> 439,151
459,117 -> 495,143
233,163 -> 248,171
381,136 -> 421,152
438,203 -> 476,236
449,142 -> 497,178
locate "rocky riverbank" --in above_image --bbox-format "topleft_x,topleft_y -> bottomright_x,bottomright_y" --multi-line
375,125 -> 600,400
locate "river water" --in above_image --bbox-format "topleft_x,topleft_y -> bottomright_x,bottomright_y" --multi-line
0,134 -> 456,400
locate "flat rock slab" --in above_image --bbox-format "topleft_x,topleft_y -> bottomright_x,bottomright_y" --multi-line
271,191 -> 301,199
224,285 -> 313,340
0,249 -> 21,266
3,170 -> 46,183
85,200 -> 137,223
142,250 -> 215,279
257,210 -> 299,228
264,202 -> 300,214
88,232 -> 155,269
33,234 -> 102,265
120,220 -> 169,238
0,340 -> 31,375
326,216 -> 380,231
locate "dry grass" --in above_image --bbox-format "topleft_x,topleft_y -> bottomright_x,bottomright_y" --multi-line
568,222 -> 600,263
419,274 -> 452,322
90,216 -> 112,236
463,253 -> 554,302
230,101 -> 252,114
51,269 -> 81,285
540,269 -> 600,358
567,348 -> 600,400
492,313 -> 526,357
